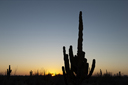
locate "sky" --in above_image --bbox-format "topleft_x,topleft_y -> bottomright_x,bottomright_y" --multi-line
0,0 -> 128,76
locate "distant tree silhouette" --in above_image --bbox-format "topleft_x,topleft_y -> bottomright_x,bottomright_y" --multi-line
62,11 -> 96,85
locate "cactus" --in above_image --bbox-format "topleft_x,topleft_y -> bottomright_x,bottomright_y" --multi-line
62,11 -> 96,85
30,70 -> 33,76
100,69 -> 102,76
119,71 -> 121,77
106,69 -> 107,74
7,65 -> 12,78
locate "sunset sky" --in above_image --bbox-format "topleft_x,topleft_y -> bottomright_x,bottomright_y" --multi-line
0,0 -> 128,76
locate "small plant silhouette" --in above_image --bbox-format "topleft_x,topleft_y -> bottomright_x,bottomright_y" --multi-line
62,11 -> 96,85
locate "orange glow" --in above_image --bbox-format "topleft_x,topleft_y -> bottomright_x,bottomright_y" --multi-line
51,73 -> 55,76
48,72 -> 56,77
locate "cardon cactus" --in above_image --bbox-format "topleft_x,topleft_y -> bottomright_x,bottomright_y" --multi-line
30,70 -> 33,76
62,11 -> 96,85
100,69 -> 102,76
7,65 -> 12,78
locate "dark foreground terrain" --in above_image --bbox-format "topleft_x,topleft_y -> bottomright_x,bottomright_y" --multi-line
0,75 -> 128,85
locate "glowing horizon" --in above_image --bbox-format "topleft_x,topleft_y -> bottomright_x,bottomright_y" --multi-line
0,0 -> 128,76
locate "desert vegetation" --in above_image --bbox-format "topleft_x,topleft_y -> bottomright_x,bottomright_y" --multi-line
0,11 -> 128,85
0,70 -> 128,85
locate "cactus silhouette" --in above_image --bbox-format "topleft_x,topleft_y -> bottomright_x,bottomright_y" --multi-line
7,65 -> 12,78
100,69 -> 102,76
119,71 -> 121,77
30,70 -> 33,76
62,11 -> 96,85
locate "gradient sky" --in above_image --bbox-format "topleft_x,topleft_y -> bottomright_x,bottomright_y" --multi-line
0,0 -> 128,76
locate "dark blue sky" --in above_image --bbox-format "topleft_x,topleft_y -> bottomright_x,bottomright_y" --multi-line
0,0 -> 128,75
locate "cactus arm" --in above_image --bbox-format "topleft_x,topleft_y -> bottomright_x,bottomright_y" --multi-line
83,62 -> 89,77
63,46 -> 70,74
62,66 -> 69,85
69,46 -> 77,73
87,59 -> 96,79
69,46 -> 73,64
